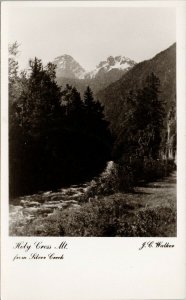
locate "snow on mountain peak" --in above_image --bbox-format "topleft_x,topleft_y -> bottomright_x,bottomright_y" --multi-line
85,55 -> 136,79
54,54 -> 136,79
53,55 -> 86,79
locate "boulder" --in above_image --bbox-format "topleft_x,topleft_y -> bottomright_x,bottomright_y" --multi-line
26,201 -> 40,207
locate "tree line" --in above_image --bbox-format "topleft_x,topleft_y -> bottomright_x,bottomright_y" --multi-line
112,73 -> 175,186
9,42 -> 169,197
9,42 -> 112,197
113,72 -> 165,160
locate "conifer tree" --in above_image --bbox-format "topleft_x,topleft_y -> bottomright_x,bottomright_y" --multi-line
9,54 -> 113,196
84,86 -> 94,108
83,86 -> 112,160
134,73 -> 165,158
114,73 -> 165,160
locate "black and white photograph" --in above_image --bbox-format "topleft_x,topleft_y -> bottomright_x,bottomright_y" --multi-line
7,4 -> 177,237
1,2 -> 186,300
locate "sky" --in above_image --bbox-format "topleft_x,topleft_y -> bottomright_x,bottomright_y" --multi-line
7,5 -> 176,71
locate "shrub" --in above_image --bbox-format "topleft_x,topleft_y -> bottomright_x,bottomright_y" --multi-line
80,157 -> 176,201
142,158 -> 176,182
56,195 -> 176,237
116,157 -> 176,188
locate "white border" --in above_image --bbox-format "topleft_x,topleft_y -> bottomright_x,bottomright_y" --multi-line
1,2 -> 186,300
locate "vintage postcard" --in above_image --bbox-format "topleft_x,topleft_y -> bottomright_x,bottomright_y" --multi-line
1,1 -> 186,299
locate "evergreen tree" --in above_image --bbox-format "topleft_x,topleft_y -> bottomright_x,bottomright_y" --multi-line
61,85 -> 82,112
24,58 -> 61,133
84,86 -> 94,109
9,53 -> 112,196
83,86 -> 108,132
114,73 -> 165,160
113,90 -> 138,158
134,73 -> 165,158
59,85 -> 112,183
9,56 -> 64,196
9,42 -> 19,94
83,86 -> 112,164
9,42 -> 30,197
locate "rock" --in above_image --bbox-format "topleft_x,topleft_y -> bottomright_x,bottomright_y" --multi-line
60,202 -> 70,208
25,215 -> 35,220
64,189 -> 76,196
56,204 -> 64,210
44,200 -> 61,205
51,195 -> 63,201
68,204 -> 81,211
42,204 -> 59,209
71,204 -> 81,209
63,200 -> 78,204
9,205 -> 23,213
80,183 -> 89,188
90,180 -> 97,186
20,199 -> 29,206
20,200 -> 41,207
23,207 -> 40,214
38,207 -> 53,214
43,191 -> 52,196
71,192 -> 83,198
26,201 -> 41,207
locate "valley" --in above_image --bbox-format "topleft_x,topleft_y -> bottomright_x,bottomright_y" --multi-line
9,42 -> 177,237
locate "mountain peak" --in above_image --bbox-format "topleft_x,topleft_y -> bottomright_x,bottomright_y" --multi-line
54,54 -> 74,61
53,55 -> 86,79
86,55 -> 136,79
54,54 -> 136,80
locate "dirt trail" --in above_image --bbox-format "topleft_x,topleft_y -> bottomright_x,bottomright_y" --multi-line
135,171 -> 176,210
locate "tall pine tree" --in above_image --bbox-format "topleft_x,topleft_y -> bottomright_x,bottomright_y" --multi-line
134,73 -> 165,159
114,73 -> 165,160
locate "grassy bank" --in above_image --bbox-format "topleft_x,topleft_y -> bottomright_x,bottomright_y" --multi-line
10,172 -> 176,237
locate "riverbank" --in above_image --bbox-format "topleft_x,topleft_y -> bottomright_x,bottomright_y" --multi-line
9,171 -> 176,237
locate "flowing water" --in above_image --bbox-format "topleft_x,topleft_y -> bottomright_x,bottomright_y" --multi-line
9,161 -> 114,230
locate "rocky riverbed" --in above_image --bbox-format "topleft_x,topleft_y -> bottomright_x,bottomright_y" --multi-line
10,184 -> 87,224
9,161 -> 115,233
9,169 -> 176,237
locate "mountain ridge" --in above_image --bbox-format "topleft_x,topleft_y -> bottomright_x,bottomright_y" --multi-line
85,55 -> 136,79
53,54 -> 136,80
54,54 -> 136,95
97,43 -> 176,109
96,43 -> 176,159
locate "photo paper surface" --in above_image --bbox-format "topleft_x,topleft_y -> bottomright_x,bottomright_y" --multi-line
1,1 -> 186,299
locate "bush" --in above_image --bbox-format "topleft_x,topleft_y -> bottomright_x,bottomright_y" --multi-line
53,195 -> 176,237
142,158 -> 176,182
10,193 -> 176,237
116,157 -> 176,189
80,157 -> 176,201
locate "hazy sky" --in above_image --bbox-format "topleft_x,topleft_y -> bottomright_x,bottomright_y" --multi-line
8,5 -> 176,71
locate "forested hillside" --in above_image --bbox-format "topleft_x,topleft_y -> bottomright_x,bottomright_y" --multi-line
55,55 -> 136,95
97,43 -> 176,160
56,69 -> 126,96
